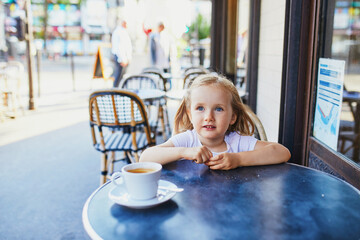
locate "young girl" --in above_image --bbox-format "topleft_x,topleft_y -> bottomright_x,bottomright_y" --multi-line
140,74 -> 291,170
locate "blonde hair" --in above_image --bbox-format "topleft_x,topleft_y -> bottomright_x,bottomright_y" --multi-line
173,73 -> 255,136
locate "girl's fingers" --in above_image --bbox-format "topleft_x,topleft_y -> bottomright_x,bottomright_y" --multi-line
202,152 -> 211,163
205,151 -> 212,162
193,148 -> 214,164
206,159 -> 220,166
195,153 -> 207,164
209,163 -> 224,170
206,155 -> 226,167
210,155 -> 220,161
200,149 -> 212,163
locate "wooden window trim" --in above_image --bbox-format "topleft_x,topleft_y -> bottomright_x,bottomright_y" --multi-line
246,0 -> 261,111
309,137 -> 360,189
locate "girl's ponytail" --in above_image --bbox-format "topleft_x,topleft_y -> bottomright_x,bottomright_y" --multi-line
173,99 -> 193,134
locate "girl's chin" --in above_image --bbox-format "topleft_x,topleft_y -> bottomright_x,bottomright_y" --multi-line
199,132 -> 224,139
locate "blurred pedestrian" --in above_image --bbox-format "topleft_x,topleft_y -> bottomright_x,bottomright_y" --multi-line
149,22 -> 175,73
111,19 -> 132,87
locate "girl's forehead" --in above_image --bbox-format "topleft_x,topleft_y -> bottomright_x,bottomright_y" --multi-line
189,85 -> 232,102
191,84 -> 228,96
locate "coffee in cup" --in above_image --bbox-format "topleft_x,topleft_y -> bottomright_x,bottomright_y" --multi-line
111,162 -> 162,200
126,168 -> 156,173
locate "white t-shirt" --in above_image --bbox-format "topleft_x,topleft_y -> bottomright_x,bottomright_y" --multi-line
170,129 -> 257,156
111,26 -> 133,64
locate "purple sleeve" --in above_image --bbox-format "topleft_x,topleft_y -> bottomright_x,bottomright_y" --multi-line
239,135 -> 257,151
227,132 -> 257,152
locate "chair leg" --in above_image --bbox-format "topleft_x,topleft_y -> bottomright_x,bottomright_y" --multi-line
159,106 -> 167,141
126,151 -> 137,163
340,139 -> 346,153
162,105 -> 171,137
134,152 -> 140,162
109,151 -> 115,177
100,152 -> 108,185
10,93 -> 17,118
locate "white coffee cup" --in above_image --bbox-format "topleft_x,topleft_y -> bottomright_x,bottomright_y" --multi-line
111,162 -> 162,200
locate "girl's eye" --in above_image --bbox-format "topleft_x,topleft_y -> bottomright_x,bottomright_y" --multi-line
196,106 -> 204,111
215,107 -> 224,112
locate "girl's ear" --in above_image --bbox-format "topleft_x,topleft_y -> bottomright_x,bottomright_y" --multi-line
230,113 -> 237,125
186,108 -> 192,121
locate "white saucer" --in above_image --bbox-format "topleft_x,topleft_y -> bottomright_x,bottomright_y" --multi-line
108,180 -> 178,209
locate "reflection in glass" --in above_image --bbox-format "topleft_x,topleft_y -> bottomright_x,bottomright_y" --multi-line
236,0 -> 250,93
327,0 -> 360,164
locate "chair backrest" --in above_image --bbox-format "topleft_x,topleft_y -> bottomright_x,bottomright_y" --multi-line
184,66 -> 209,76
119,74 -> 159,90
89,89 -> 154,144
343,85 -> 357,119
244,104 -> 268,141
141,71 -> 167,91
183,70 -> 208,89
1,61 -> 24,91
142,67 -> 162,74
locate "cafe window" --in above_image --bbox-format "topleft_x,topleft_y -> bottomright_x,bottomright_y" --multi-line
308,0 -> 360,188
236,0 -> 250,92
313,0 -> 360,164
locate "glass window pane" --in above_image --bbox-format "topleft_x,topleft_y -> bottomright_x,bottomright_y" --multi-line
236,0 -> 250,94
314,0 -> 360,164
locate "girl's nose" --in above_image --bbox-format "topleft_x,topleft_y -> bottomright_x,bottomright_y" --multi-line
204,110 -> 214,121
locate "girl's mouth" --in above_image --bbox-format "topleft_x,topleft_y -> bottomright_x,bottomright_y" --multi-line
203,125 -> 216,129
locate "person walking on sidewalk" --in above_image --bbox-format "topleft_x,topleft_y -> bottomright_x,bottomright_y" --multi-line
149,22 -> 175,73
111,19 -> 133,87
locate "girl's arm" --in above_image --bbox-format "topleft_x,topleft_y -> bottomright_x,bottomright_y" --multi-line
206,141 -> 291,170
239,141 -> 291,166
139,140 -> 213,165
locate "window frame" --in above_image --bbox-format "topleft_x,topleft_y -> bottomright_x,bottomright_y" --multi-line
279,0 -> 360,189
307,0 -> 360,189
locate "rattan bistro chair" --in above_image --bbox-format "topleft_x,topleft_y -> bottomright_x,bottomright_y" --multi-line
142,71 -> 169,91
244,104 -> 268,141
184,66 -> 209,75
142,66 -> 162,74
0,61 -> 25,118
119,75 -> 171,140
183,69 -> 210,89
89,89 -> 155,184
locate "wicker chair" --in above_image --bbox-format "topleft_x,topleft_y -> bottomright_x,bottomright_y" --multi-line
89,89 -> 156,184
183,69 -> 210,89
244,104 -> 268,141
142,66 -> 162,74
338,87 -> 360,160
141,71 -> 169,91
119,74 -> 171,140
0,61 -> 25,118
184,66 -> 209,75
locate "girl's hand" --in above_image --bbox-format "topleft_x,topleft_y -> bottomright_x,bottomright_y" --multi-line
205,153 -> 239,170
183,146 -> 213,164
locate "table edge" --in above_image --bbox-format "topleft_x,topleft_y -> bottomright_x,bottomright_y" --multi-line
286,162 -> 360,194
82,182 -> 111,240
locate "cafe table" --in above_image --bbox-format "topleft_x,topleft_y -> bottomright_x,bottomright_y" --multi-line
82,161 -> 360,240
128,88 -> 166,103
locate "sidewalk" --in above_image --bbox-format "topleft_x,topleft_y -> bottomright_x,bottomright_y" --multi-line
0,53 -> 153,146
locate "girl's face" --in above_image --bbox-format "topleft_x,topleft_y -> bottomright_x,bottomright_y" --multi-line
187,85 -> 237,143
